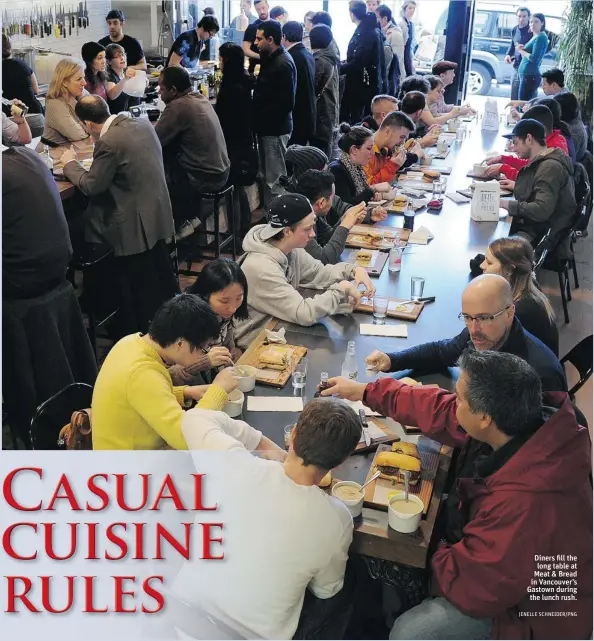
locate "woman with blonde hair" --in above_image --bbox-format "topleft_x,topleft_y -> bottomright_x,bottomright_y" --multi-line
399,0 -> 416,75
481,235 -> 558,355
42,58 -> 89,145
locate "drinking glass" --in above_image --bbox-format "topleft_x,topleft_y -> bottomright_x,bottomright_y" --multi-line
456,126 -> 464,143
284,424 -> 294,450
373,296 -> 389,324
432,180 -> 444,199
411,277 -> 425,301
292,357 -> 308,389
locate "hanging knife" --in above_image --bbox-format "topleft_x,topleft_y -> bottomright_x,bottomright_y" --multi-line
359,409 -> 371,447
84,0 -> 88,27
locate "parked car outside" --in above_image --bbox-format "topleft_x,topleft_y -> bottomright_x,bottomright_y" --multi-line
414,2 -> 564,95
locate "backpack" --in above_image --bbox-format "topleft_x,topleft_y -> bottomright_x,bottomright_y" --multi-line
58,409 -> 92,450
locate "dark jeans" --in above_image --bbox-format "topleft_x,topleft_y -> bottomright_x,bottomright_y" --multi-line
311,137 -> 333,162
293,561 -> 355,640
518,73 -> 541,102
510,68 -> 521,101
165,155 -> 229,229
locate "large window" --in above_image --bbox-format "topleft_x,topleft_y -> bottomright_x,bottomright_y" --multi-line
228,0 -> 323,28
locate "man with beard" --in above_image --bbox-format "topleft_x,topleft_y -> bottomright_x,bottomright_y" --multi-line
253,20 -> 296,207
364,274 -> 566,392
242,0 -> 271,72
99,9 -> 146,70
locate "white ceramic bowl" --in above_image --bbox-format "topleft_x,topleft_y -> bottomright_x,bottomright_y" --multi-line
388,492 -> 424,534
332,481 -> 364,518
234,365 -> 257,393
223,389 -> 244,418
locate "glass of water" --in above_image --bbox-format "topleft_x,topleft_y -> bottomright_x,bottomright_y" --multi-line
292,357 -> 308,389
373,296 -> 389,324
411,277 -> 425,301
284,424 -> 294,450
456,126 -> 464,143
432,180 -> 444,199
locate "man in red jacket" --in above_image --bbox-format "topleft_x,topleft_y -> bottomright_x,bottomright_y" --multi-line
484,104 -> 568,181
321,350 -> 592,640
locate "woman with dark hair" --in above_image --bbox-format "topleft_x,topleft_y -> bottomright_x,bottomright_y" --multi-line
538,97 -> 576,162
215,41 -> 257,246
554,92 -> 587,162
481,236 -> 558,355
105,43 -> 141,114
2,33 -> 43,115
516,13 -> 548,101
328,123 -> 391,204
81,41 -> 108,100
169,259 -> 248,385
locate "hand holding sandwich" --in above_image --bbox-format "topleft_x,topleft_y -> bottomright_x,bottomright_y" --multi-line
354,266 -> 376,297
340,202 -> 367,230
319,376 -> 366,401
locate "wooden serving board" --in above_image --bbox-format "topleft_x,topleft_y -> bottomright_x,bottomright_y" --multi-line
356,296 -> 424,322
346,224 -> 410,251
238,342 -> 307,388
407,164 -> 452,175
343,249 -> 388,276
354,417 -> 400,453
386,198 -> 426,213
363,441 -> 442,515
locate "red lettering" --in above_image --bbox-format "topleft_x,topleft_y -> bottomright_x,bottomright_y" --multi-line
43,523 -> 77,561
133,522 -> 146,560
192,474 -> 217,511
115,474 -> 150,511
105,523 -> 128,561
201,523 -> 224,560
150,475 -> 186,511
4,576 -> 39,612
41,576 -> 74,613
113,576 -> 137,613
155,523 -> 192,560
86,523 -> 99,560
87,474 -> 109,511
3,468 -> 42,511
2,523 -> 37,560
141,576 -> 165,613
83,576 -> 108,613
46,474 -> 81,511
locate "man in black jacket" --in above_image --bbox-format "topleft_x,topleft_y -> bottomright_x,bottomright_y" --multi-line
340,2 -> 385,124
282,21 -> 315,147
253,19 -> 297,207
504,6 -> 532,101
365,274 -> 567,392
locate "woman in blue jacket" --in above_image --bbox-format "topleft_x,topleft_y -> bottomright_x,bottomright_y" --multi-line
517,13 -> 548,101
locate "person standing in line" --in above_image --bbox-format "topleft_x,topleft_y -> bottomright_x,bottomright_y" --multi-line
310,25 -> 340,160
98,9 -> 147,70
340,1 -> 384,124
516,13 -> 549,102
398,0 -> 417,76
242,0 -> 271,72
504,6 -> 532,101
231,0 -> 257,30
253,20 -> 297,208
303,10 -> 316,51
311,11 -> 341,63
282,21 -> 316,147
376,4 -> 405,95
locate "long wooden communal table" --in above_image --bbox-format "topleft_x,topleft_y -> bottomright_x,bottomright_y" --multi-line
235,119 -> 512,573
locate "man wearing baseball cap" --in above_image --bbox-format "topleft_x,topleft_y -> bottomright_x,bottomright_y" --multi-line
235,193 -> 375,348
499,119 -> 575,247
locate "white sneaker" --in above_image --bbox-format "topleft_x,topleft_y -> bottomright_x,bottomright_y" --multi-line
175,221 -> 194,241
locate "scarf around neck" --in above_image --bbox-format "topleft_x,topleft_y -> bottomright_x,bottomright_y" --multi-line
340,151 -> 370,195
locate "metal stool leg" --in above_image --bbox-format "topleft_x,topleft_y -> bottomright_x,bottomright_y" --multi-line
225,185 -> 237,260
213,194 -> 221,259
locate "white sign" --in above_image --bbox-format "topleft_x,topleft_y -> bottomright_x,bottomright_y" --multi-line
471,181 -> 501,222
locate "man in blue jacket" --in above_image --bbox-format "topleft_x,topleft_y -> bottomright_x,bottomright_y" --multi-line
505,6 -> 532,101
365,274 -> 567,392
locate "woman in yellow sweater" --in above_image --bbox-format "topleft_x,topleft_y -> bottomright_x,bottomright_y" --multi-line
92,294 -> 238,450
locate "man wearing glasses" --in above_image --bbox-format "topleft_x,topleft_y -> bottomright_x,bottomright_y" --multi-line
365,273 -> 566,392
166,15 -> 220,68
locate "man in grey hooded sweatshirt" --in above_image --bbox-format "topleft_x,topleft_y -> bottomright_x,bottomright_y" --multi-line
235,193 -> 376,348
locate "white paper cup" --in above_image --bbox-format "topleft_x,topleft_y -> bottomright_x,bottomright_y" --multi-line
388,493 -> 424,533
234,365 -> 257,392
332,481 -> 364,518
223,389 -> 244,418
473,163 -> 486,176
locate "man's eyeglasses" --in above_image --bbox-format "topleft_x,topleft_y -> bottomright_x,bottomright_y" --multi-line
458,306 -> 510,325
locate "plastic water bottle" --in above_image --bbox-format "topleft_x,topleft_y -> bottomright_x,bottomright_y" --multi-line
42,145 -> 54,174
341,341 -> 358,380
388,236 -> 402,273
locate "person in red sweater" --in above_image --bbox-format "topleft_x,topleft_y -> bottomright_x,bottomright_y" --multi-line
321,350 -> 592,641
484,104 -> 568,180
364,111 -> 416,185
